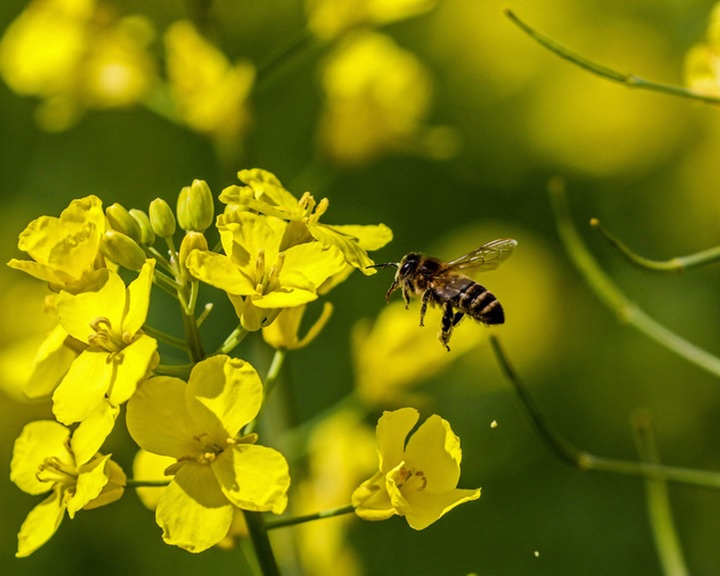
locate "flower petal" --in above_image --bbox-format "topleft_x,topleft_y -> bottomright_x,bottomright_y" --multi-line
52,350 -> 113,424
23,324 -> 79,400
351,470 -> 395,521
280,242 -> 345,287
71,401 -> 119,466
396,485 -> 481,531
122,259 -> 155,335
185,250 -> 255,295
107,334 -> 158,405
11,420 -> 73,495
67,454 -> 112,517
186,355 -> 263,438
376,408 -> 418,473
126,376 -> 198,458
404,414 -> 461,492
213,444 -> 290,514
156,463 -> 233,553
16,488 -> 66,558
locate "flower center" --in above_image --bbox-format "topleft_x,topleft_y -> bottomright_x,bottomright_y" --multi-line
36,456 -> 77,486
87,316 -> 134,354
165,432 -> 259,474
395,465 -> 427,492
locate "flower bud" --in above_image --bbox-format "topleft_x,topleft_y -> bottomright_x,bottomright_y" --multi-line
149,198 -> 176,239
129,209 -> 156,246
177,179 -> 214,232
177,180 -> 215,232
106,203 -> 143,244
178,231 -> 209,280
101,230 -> 147,271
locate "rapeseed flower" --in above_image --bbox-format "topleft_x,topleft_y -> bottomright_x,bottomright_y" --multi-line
352,407 -> 480,530
10,420 -> 126,557
126,355 -> 290,552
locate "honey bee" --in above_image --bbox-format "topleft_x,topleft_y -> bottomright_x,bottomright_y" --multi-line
371,238 -> 517,350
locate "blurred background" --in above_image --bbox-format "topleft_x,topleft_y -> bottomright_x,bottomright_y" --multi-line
3,0 -> 720,574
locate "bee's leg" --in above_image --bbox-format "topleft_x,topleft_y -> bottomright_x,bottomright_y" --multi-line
452,311 -> 464,326
439,302 -> 456,351
419,290 -> 432,326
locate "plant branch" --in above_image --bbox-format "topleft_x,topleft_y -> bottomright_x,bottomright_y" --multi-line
549,178 -> 720,380
489,334 -> 720,489
503,8 -> 720,105
265,504 -> 356,530
591,218 -> 720,272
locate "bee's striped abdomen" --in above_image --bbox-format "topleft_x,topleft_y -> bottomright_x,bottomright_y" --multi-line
454,281 -> 504,325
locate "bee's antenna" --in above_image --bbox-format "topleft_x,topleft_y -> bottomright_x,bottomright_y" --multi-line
366,262 -> 398,270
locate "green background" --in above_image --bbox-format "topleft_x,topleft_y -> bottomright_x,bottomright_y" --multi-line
3,0 -> 720,574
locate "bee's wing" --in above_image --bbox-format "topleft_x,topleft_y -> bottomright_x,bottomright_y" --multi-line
446,238 -> 517,273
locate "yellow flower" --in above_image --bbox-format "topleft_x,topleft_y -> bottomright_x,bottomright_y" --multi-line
219,168 -> 393,274
306,0 -> 437,40
10,420 -> 126,557
0,0 -> 155,131
52,260 -> 158,426
352,407 -> 480,530
317,32 -> 436,165
7,195 -> 107,291
164,20 -> 255,142
186,211 -> 346,331
126,355 -> 290,553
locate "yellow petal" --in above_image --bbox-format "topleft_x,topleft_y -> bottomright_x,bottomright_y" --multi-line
157,463 -> 233,552
280,242 -> 346,287
133,449 -> 175,510
375,408 -> 418,473
70,401 -> 119,465
23,324 -> 79,400
11,420 -> 73,495
397,485 -> 481,531
186,355 -> 263,437
123,259 -> 155,335
325,223 -> 393,251
213,444 -> 290,514
106,333 -> 158,405
126,375 -> 198,458
185,250 -> 255,295
52,350 -> 113,424
16,488 -> 66,558
351,470 -> 395,521
67,454 -> 112,517
404,414 -> 461,492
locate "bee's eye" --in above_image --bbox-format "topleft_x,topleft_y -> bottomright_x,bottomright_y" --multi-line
400,262 -> 413,275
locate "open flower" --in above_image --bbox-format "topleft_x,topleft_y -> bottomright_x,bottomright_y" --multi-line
10,420 -> 126,557
352,407 -> 480,530
186,211 -> 346,331
52,259 -> 157,430
219,168 -> 393,274
126,355 -> 290,553
7,195 -> 107,291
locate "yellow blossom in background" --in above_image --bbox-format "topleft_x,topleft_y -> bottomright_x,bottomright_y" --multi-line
262,302 -> 334,350
293,409 -> 376,576
306,0 -> 437,40
10,420 -> 126,557
352,407 -> 480,530
220,168 -> 393,273
685,3 -> 720,96
317,31 -> 447,166
164,20 -> 255,143
7,195 -> 107,291
352,300 -> 485,408
0,0 -> 155,131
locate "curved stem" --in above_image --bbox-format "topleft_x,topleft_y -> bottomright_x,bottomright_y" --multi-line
549,179 -> 720,380
142,324 -> 187,350
591,218 -> 720,272
126,479 -> 171,488
503,8 -> 720,105
244,512 -> 281,576
489,334 -> 720,489
265,504 -> 355,530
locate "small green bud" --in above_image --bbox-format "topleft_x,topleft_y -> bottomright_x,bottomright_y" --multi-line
179,231 -> 209,280
101,230 -> 147,271
106,203 -> 143,244
129,208 -> 156,245
177,179 -> 214,232
149,198 -> 176,239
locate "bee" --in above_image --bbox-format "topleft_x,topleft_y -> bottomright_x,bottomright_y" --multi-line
371,238 -> 517,350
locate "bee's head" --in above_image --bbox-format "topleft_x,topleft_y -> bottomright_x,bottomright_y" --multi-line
367,252 -> 421,302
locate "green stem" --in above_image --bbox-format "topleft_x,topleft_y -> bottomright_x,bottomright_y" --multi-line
243,511 -> 281,576
245,349 -> 287,436
489,334 -> 720,489
632,410 -> 690,576
266,504 -> 355,530
153,362 -> 194,379
591,218 -> 720,272
215,324 -> 249,355
141,324 -> 187,350
255,30 -> 316,83
503,8 -> 720,105
126,479 -> 171,488
549,179 -> 720,380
